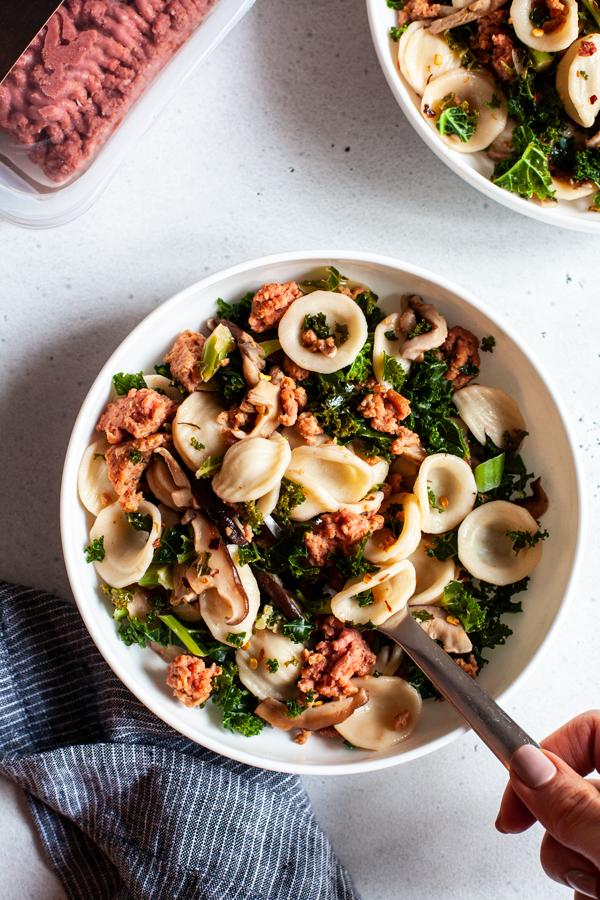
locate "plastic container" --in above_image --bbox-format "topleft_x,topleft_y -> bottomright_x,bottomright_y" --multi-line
0,0 -> 256,229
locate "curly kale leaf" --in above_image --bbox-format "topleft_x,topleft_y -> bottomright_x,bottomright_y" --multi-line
353,289 -> 386,331
281,618 -> 315,642
211,662 -> 266,736
427,530 -> 459,561
507,528 -> 549,554
215,292 -> 254,330
211,346 -> 246,404
275,477 -> 307,528
573,148 -> 600,207
84,537 -> 105,563
238,501 -> 264,532
493,127 -> 555,200
301,266 -> 349,292
152,524 -> 195,565
402,350 -> 468,457
436,94 -> 479,142
382,352 -> 406,391
112,372 -> 147,395
440,581 -> 487,633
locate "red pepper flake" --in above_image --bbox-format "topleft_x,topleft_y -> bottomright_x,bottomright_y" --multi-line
533,91 -> 542,103
385,600 -> 392,612
579,40 -> 597,57
591,94 -> 598,104
423,103 -> 437,118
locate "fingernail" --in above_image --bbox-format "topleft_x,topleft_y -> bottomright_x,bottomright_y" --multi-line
566,869 -> 599,898
510,744 -> 557,788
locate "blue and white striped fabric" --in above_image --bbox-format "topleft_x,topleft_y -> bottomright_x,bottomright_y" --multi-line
0,582 -> 360,900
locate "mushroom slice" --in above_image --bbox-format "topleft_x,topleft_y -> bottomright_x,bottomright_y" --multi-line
146,447 -> 198,510
198,545 -> 259,643
458,500 -> 544,585
255,689 -> 369,732
78,438 -> 118,514
212,432 -> 292,503
364,492 -> 422,565
556,35 -> 600,128
172,391 -> 229,473
511,0 -> 578,52
236,630 -> 304,701
373,313 -> 412,387
372,642 -> 404,676
398,22 -> 462,97
413,454 -> 477,534
428,0 -> 509,33
331,559 -> 416,626
233,378 -> 282,440
278,290 -> 368,374
89,500 -> 161,589
400,296 -> 448,361
210,318 -> 265,386
421,71 -> 508,154
334,676 -> 422,750
407,537 -> 456,606
285,443 -> 380,521
452,384 -> 526,449
187,513 -> 250,626
411,605 -> 473,653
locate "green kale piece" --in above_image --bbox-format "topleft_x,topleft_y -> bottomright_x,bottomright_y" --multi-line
301,266 -> 349,292
382,352 -> 406,391
407,320 -> 432,339
196,456 -> 224,478
154,362 -> 172,380
389,24 -> 408,40
239,501 -> 264,532
226,632 -> 247,649
443,30 -> 480,69
402,350 -> 468,458
211,662 -> 266,736
436,94 -> 479,142
285,698 -> 306,718
481,336 -> 496,352
125,512 -> 152,533
358,591 -> 375,608
302,312 -> 330,339
483,92 -> 502,110
112,372 -> 147,395
216,292 -> 255,329
506,528 -> 549,554
573,148 -> 600,208
237,543 -> 263,567
353,289 -> 386,330
275,477 -> 307,528
384,330 -> 398,342
383,501 -> 405,540
335,323 -> 350,345
346,338 -> 374,382
190,437 -> 205,451
282,618 -> 315,642
427,487 -> 445,514
128,448 -> 143,464
266,658 -> 279,673
440,581 -> 486,633
386,0 -> 405,8
152,524 -> 195,565
427,531 -> 458,561
493,127 -> 555,200
211,346 -> 246,404
93,452 -> 106,461
343,740 -> 357,749
411,609 -> 434,622
84,536 -> 105,563
330,534 -> 377,580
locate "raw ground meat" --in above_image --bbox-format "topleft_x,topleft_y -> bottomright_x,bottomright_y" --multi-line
0,0 -> 215,183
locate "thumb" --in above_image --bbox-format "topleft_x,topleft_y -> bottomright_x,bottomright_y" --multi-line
509,744 -> 600,869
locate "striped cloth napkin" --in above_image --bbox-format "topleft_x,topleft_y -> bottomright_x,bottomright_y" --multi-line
0,582 -> 360,900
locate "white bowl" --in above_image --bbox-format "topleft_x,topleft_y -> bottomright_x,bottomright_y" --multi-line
61,250 -> 585,775
366,0 -> 600,234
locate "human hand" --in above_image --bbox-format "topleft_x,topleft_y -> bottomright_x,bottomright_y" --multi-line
496,711 -> 600,899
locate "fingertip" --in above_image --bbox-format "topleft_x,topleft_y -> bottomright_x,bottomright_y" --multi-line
510,744 -> 558,789
495,816 -> 507,834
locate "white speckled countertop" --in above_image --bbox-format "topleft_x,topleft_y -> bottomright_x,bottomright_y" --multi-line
0,0 -> 598,897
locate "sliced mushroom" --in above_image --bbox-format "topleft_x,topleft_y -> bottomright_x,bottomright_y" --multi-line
411,605 -> 473,653
146,448 -> 199,510
253,570 -> 304,620
186,511 -> 249,625
255,689 -> 369,731
171,562 -> 199,606
210,318 -> 265,386
428,0 -> 508,34
334,676 -> 422,750
190,477 -> 247,545
400,296 -> 448,362
232,378 -> 282,440
515,477 -> 548,520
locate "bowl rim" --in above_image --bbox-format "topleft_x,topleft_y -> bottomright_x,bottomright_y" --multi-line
365,0 -> 600,235
60,249 -> 587,775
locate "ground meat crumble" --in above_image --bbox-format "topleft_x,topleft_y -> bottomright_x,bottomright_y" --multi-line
248,282 -> 303,332
166,655 -> 222,708
295,411 -> 323,445
298,616 -> 376,700
96,388 -> 176,444
439,325 -> 481,390
271,367 -> 308,427
106,432 -> 172,511
456,654 -> 479,679
163,330 -> 207,394
397,0 -> 441,25
301,328 -> 338,358
304,508 -> 384,567
357,383 -> 411,434
469,11 -> 515,83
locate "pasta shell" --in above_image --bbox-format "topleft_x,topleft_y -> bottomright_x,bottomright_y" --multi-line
77,438 -> 118,514
413,453 -> 477,534
407,537 -> 456,606
331,559 -> 416,626
458,500 -> 544,585
212,432 -> 292,503
452,384 -> 526,449
236,630 -> 304,701
285,443 -> 383,520
199,546 -> 261,644
550,176 -> 596,201
278,291 -> 368,374
364,492 -> 422,565
372,313 -> 412,388
334,675 -> 422,750
89,500 -> 161,589
398,22 -> 462,97
372,643 -> 404,676
421,70 -> 508,153
172,391 -> 229,473
511,0 -> 578,52
556,35 -> 600,128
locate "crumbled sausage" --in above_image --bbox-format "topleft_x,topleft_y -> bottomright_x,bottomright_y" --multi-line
271,367 -> 308,427
163,330 -> 207,394
394,709 -> 410,731
397,0 -> 441,25
283,355 -> 310,381
293,729 -> 311,745
456,654 -> 479,680
216,404 -> 253,431
301,329 -> 337,358
106,433 -> 172,512
304,508 -> 384,567
357,385 -> 411,434
166,655 -> 222,708
391,426 -> 422,455
440,325 -> 481,390
248,282 -> 303,332
298,616 -> 376,700
579,39 -> 597,56
469,11 -> 515,83
96,388 -> 176,444
295,412 -> 324,445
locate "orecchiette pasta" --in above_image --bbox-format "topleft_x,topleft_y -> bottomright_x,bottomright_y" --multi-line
278,290 -> 368,373
89,500 -> 161,588
406,537 -> 456,606
172,391 -> 229,472
372,313 -> 412,388
413,453 -> 477,534
372,642 -> 404,676
452,384 -> 526,449
199,546 -> 261,644
236,630 -> 304,701
364,492 -> 422,565
556,35 -> 600,128
421,70 -> 508,154
331,559 -> 416,626
142,374 -> 184,405
550,175 -> 597,201
334,675 -> 423,750
511,0 -> 578,52
77,438 -> 118,514
398,22 -> 462,97
458,500 -> 544,585
212,433 -> 292,503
